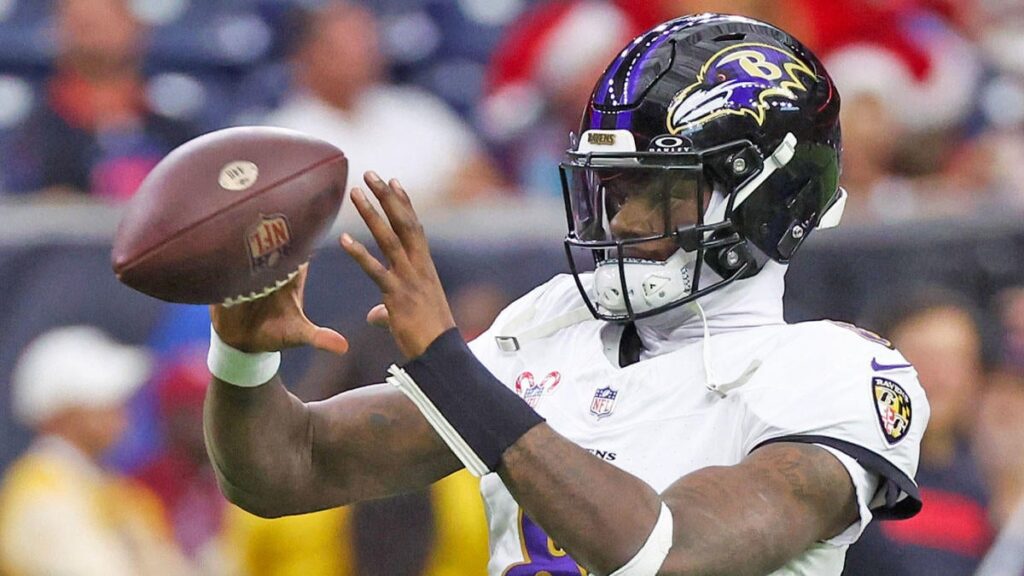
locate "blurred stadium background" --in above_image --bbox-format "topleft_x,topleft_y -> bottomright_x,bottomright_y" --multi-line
1,0 -> 1023,574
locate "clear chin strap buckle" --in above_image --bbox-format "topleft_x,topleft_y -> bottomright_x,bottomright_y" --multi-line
594,251 -> 694,316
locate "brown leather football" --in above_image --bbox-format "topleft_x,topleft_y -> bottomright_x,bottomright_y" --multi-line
112,126 -> 347,305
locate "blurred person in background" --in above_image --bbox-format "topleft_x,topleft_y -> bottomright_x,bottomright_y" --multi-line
807,0 -> 987,222
225,282 -> 505,576
0,326 -> 195,576
266,1 -> 505,210
944,1 -> 1024,211
135,348 -> 234,575
970,286 -> 1024,576
973,377 -> 1024,576
2,0 -> 195,201
844,289 -> 993,575
832,78 -> 921,222
483,0 -> 644,196
996,287 -> 1024,377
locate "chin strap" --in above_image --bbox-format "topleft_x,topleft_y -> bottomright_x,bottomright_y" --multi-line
695,301 -> 761,397
494,306 -> 594,352
693,301 -> 725,396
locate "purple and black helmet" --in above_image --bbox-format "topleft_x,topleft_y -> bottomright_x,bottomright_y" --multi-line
561,13 -> 845,321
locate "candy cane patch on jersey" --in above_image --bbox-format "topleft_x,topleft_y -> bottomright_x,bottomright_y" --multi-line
873,377 -> 912,446
514,371 -> 561,408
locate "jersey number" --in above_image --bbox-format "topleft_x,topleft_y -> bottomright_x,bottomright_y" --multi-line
503,510 -> 587,576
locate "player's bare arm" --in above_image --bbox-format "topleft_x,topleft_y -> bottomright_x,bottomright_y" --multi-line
342,172 -> 860,576
502,427 -> 857,576
204,375 -> 460,516
204,258 -> 460,517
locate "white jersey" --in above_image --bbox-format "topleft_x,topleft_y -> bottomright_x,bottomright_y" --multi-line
468,274 -> 928,576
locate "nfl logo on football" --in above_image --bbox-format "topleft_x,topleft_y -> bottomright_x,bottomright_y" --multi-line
247,214 -> 292,272
590,387 -> 618,419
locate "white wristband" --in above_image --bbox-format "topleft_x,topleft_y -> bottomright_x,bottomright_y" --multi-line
608,502 -> 674,576
208,325 -> 281,387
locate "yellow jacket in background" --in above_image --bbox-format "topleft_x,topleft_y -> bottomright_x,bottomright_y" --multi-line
0,436 -> 195,576
226,469 -> 489,576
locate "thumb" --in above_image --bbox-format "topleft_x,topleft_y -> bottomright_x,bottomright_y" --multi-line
306,324 -> 349,355
367,303 -> 390,329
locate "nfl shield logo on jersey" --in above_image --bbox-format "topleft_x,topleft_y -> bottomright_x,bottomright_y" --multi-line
590,387 -> 618,419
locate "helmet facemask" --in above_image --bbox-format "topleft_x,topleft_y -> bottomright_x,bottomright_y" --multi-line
561,135 -> 758,323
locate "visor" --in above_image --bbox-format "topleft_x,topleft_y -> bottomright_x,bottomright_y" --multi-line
560,153 -> 707,250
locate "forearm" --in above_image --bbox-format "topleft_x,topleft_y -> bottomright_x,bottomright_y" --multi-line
499,425 -> 662,575
203,375 -> 316,516
205,370 -> 463,517
500,432 -> 857,576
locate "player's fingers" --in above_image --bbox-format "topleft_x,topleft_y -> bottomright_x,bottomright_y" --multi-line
389,177 -> 413,204
364,171 -> 405,219
340,233 -> 395,291
366,303 -> 390,329
383,177 -> 437,265
364,172 -> 421,248
388,177 -> 430,249
307,324 -> 349,356
350,187 -> 408,268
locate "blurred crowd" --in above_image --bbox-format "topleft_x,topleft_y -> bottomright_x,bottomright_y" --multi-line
0,278 -> 511,576
0,0 -> 1022,222
2,0 -> 1024,575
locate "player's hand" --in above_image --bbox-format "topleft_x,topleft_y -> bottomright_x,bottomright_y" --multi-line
341,171 -> 456,358
210,263 -> 349,355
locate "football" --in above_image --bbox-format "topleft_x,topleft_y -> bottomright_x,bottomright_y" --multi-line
112,126 -> 348,306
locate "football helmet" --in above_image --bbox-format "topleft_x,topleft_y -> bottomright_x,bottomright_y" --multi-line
562,13 -> 846,322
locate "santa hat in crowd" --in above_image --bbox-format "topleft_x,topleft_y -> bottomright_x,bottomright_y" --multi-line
481,0 -> 645,140
801,0 -> 981,132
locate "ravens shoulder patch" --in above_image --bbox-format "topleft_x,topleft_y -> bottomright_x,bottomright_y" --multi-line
873,377 -> 912,446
